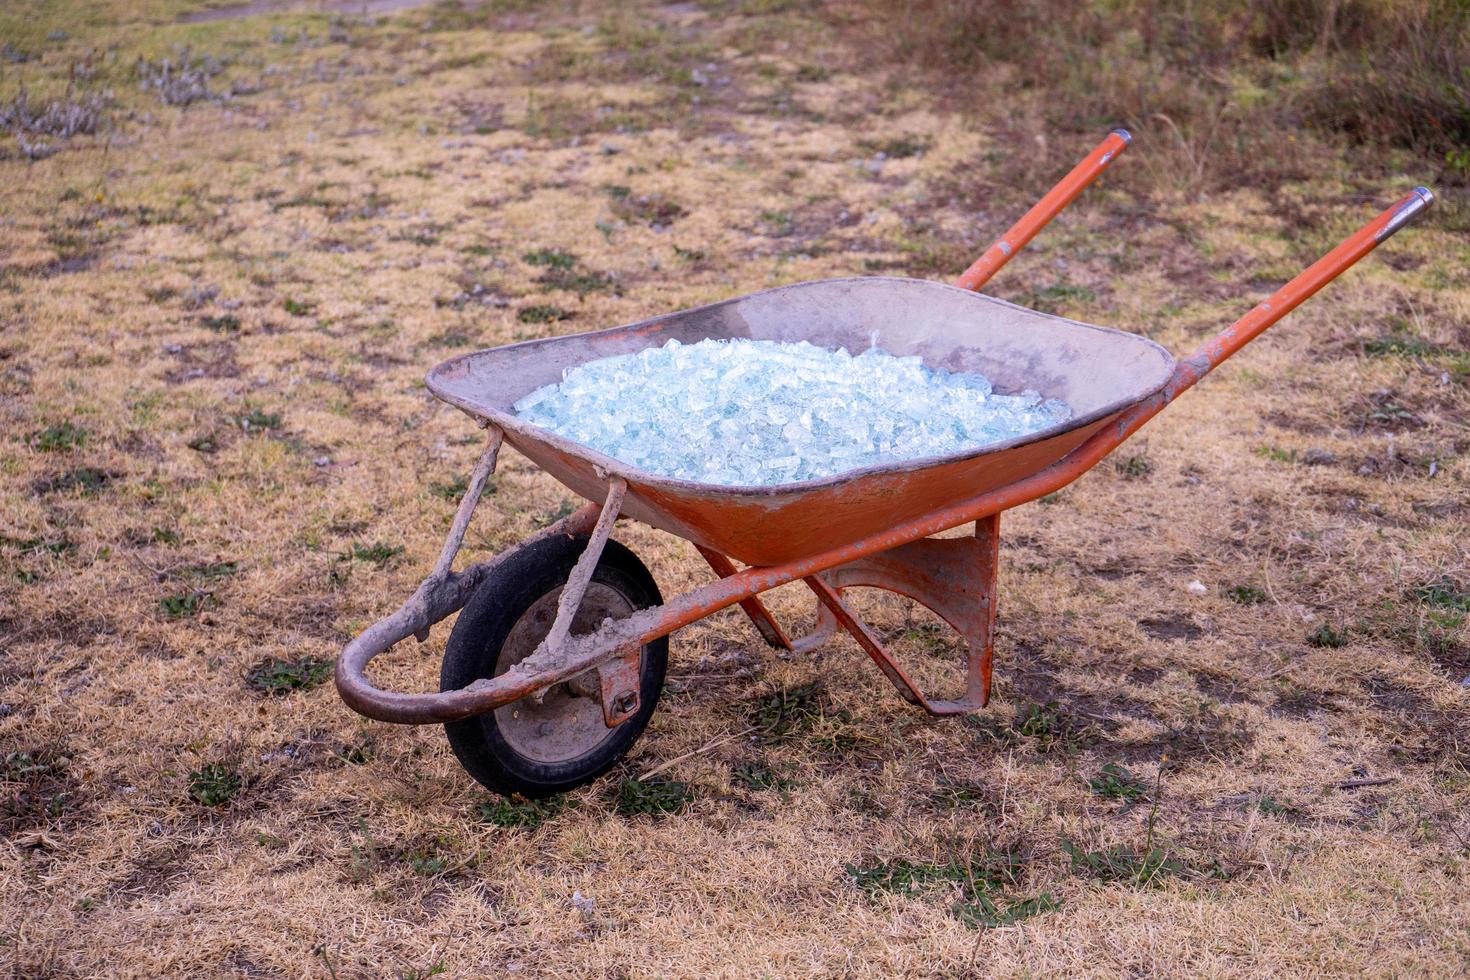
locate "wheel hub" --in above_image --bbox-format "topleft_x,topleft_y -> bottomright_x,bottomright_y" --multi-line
492,583 -> 638,764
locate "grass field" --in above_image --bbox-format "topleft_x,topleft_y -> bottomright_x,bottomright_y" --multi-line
2,1 -> 1468,975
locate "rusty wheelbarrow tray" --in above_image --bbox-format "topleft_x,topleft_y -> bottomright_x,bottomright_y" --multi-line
334,128 -> 1435,797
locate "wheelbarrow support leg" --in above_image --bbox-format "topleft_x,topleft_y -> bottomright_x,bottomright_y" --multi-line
803,514 -> 1000,715
695,546 -> 792,650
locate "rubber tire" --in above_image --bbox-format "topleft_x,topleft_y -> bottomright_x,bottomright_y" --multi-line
440,534 -> 667,799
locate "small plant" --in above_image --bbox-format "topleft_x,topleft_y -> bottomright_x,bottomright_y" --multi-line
847,858 -> 965,898
1414,579 -> 1470,612
1307,623 -> 1348,648
951,892 -> 1060,929
477,795 -> 565,828
1012,701 -> 1061,740
1025,282 -> 1097,313
188,763 -> 241,806
1227,585 -> 1268,606
426,331 -> 476,348
282,297 -> 314,316
900,620 -> 946,648
1,88 -> 109,140
2,748 -> 74,833
200,315 -> 240,332
409,851 -> 447,876
1088,762 -> 1149,802
859,135 -> 929,159
246,656 -> 333,695
1367,400 -> 1416,425
3,751 -> 55,781
522,247 -> 576,269
136,46 -> 222,106
182,561 -> 238,580
1362,334 -> 1439,358
760,210 -> 794,236
533,500 -> 576,528
1256,795 -> 1292,816
160,591 -> 207,618
928,779 -> 992,811
611,191 -> 686,227
429,477 -> 468,500
848,848 -> 1049,929
428,476 -> 496,501
28,421 -> 87,452
350,541 -> 404,565
35,467 -> 111,496
348,816 -> 380,882
1254,446 -> 1296,464
233,409 -> 282,431
732,761 -> 794,793
537,266 -> 614,296
1061,839 -> 1182,886
1,533 -> 74,557
517,304 -> 571,324
750,682 -> 824,736
1067,757 -> 1186,886
337,738 -> 374,765
612,777 -> 692,816
1115,454 -> 1151,478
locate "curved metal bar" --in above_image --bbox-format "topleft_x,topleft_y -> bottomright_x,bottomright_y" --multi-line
333,505 -> 603,724
332,428 -> 605,724
955,128 -> 1131,291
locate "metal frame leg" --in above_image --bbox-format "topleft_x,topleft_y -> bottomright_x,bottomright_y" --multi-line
696,545 -> 792,649
805,515 -> 1000,714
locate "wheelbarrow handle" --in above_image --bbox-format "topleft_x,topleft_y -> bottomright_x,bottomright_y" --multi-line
1168,186 -> 1435,398
1019,186 -> 1440,490
954,128 -> 1131,292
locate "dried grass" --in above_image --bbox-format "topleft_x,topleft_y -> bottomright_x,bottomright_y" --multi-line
853,0 -> 1470,196
1,0 -> 1467,975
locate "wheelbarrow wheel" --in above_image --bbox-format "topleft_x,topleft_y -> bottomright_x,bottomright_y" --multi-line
440,534 -> 668,799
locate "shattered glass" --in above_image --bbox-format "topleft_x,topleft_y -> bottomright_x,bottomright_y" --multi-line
513,338 -> 1072,486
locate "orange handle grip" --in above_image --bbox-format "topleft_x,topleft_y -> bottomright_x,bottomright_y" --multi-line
955,128 -> 1131,292
1170,186 -> 1436,396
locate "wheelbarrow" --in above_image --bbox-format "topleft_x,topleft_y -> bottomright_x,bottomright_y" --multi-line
334,129 -> 1436,797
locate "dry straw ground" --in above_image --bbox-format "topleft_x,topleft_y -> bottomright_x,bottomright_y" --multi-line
2,0 -> 1469,976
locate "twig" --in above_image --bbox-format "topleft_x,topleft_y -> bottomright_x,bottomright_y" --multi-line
0,621 -> 43,653
1335,776 -> 1396,790
1262,557 -> 1283,612
638,726 -> 756,781
999,748 -> 1014,824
